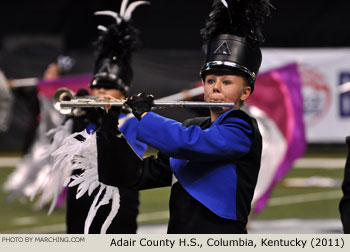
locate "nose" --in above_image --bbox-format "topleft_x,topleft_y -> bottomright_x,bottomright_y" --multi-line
213,80 -> 221,93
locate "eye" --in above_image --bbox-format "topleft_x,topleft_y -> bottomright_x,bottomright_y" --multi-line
206,79 -> 215,84
223,80 -> 232,85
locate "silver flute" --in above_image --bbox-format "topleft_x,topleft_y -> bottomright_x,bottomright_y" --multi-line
59,100 -> 235,109
54,88 -> 235,110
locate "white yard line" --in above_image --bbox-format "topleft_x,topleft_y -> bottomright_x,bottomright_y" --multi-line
248,219 -> 342,234
12,216 -> 39,226
0,157 -> 21,167
293,158 -> 346,169
268,190 -> 342,207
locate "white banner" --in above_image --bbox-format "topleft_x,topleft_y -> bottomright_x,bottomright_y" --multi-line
260,48 -> 350,143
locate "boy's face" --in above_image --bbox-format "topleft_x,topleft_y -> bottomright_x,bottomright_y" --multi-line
91,87 -> 125,100
203,74 -> 251,111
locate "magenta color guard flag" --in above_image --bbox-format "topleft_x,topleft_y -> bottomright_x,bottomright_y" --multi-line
37,74 -> 92,98
247,63 -> 306,213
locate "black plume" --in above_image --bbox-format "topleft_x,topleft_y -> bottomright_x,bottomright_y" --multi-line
93,19 -> 141,64
201,0 -> 273,46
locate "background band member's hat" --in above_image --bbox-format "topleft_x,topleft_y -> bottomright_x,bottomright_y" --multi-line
200,0 -> 272,93
89,0 -> 150,95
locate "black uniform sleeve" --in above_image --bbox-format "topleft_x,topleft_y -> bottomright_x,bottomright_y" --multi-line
96,127 -> 172,190
134,152 -> 173,190
96,130 -> 143,187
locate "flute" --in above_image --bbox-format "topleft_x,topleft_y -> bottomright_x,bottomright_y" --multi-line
59,100 -> 235,109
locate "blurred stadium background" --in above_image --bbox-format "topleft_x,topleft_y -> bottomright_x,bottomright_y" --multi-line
0,0 -> 349,233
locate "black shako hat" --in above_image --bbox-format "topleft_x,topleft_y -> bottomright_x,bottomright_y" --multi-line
89,0 -> 149,95
200,0 -> 272,93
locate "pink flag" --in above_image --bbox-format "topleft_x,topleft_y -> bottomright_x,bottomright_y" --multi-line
37,74 -> 92,98
247,63 -> 306,213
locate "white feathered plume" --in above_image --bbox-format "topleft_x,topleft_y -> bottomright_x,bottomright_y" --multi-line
94,0 -> 149,31
51,128 -> 121,234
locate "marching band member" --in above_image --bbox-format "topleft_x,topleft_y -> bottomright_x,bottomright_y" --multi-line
339,136 -> 350,233
38,0 -> 149,234
65,0 -> 148,234
95,0 -> 271,233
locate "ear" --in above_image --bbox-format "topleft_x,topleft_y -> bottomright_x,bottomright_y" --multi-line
240,86 -> 251,101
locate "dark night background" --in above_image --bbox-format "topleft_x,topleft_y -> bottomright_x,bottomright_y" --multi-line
1,0 -> 349,77
0,0 -> 349,151
1,0 -> 349,51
